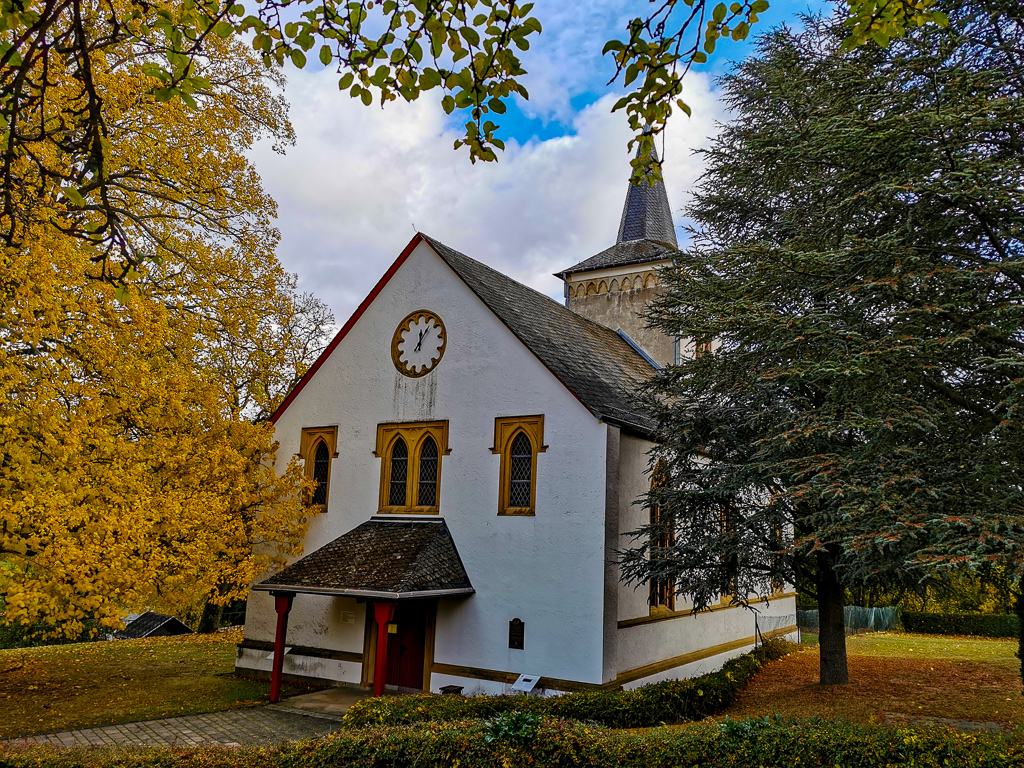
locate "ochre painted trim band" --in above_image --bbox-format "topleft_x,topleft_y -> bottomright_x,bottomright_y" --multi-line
618,592 -> 798,629
430,624 -> 797,692
613,624 -> 797,686
238,639 -> 364,665
430,662 -> 597,692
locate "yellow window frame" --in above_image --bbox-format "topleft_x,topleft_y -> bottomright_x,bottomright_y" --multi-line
491,415 -> 546,516
374,421 -> 450,514
300,426 -> 339,510
649,460 -> 675,613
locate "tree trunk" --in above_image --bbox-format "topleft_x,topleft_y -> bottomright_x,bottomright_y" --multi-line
816,550 -> 849,685
198,601 -> 224,634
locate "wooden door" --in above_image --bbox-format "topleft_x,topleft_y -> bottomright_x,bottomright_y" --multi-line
385,601 -> 429,691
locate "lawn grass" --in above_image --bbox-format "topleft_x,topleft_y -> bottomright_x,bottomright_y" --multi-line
726,632 -> 1024,727
0,630 -> 314,738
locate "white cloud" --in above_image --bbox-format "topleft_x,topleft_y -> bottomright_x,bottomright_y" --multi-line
510,0 -> 635,123
252,65 -> 726,322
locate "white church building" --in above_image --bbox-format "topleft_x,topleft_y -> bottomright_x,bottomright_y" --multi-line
235,160 -> 797,698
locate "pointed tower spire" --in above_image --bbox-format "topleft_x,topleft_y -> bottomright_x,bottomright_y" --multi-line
616,144 -> 677,248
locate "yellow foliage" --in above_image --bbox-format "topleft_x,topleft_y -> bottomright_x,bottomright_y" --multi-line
0,10 -> 331,637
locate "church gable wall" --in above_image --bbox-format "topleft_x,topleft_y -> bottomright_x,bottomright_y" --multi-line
248,240 -> 611,689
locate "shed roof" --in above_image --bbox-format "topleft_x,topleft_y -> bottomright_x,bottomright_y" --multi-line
116,612 -> 193,639
253,518 -> 474,599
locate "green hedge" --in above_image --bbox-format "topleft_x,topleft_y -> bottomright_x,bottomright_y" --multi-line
901,611 -> 1020,638
0,622 -> 99,651
343,640 -> 794,729
3,718 -> 1022,768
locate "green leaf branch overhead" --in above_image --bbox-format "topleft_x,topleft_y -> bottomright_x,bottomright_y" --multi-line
240,0 -> 542,162
603,0 -> 948,182
0,0 -> 948,285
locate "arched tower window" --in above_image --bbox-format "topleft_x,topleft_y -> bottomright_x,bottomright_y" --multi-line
388,438 -> 408,507
417,436 -> 439,507
311,440 -> 331,506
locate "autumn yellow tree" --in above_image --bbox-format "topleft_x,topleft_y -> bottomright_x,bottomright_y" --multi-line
0,24 -> 333,637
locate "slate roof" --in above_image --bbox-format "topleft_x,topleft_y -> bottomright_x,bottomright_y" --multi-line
556,238 -> 678,278
423,235 -> 658,434
617,175 -> 677,248
116,612 -> 193,639
253,518 -> 474,598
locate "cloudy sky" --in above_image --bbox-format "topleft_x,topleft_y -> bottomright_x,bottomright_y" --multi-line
251,0 -> 814,321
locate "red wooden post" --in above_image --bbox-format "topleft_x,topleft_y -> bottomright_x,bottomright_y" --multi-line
373,601 -> 397,697
270,591 -> 295,703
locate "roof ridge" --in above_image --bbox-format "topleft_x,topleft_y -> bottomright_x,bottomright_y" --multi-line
419,233 -> 658,435
418,233 -> 649,347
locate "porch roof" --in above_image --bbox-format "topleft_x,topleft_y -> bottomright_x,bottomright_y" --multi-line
251,517 -> 474,600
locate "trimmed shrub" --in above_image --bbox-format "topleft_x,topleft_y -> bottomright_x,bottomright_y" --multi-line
2,718 -> 1023,768
901,611 -> 1019,638
342,639 -> 794,729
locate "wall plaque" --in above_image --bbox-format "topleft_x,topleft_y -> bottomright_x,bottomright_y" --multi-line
509,618 -> 525,650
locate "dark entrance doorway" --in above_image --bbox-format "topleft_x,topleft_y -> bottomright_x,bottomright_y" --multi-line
384,601 -> 432,692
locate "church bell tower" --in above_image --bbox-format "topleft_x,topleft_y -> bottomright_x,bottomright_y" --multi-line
556,148 -> 679,368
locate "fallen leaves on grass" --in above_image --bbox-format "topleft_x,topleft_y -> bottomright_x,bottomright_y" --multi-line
727,639 -> 1024,727
0,631 -> 310,739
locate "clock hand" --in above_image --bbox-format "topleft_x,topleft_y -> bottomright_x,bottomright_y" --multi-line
414,328 -> 427,352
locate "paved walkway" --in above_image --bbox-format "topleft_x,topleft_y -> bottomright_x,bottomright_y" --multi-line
3,688 -> 368,748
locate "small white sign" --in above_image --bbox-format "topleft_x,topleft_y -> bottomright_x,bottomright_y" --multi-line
341,611 -> 356,625
266,646 -> 292,661
510,674 -> 540,694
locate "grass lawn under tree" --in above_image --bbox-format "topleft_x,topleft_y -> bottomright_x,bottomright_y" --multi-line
0,630 -> 315,738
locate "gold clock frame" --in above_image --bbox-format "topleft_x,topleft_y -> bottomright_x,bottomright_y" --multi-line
391,309 -> 447,378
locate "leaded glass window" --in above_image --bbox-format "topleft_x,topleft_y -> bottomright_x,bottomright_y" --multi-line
311,440 -> 330,506
417,436 -> 438,507
649,462 -> 675,610
508,432 -> 533,508
389,438 -> 408,507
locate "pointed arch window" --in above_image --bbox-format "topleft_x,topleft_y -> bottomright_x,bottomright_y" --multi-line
508,433 -> 533,508
492,416 -> 546,516
649,461 -> 675,613
311,440 -> 331,506
375,421 -> 449,513
299,426 -> 338,511
388,438 -> 409,507
417,436 -> 439,507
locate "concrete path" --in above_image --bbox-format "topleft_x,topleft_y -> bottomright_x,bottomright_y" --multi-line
3,688 -> 370,748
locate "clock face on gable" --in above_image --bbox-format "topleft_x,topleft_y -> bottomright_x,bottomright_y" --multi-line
391,310 -> 447,377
